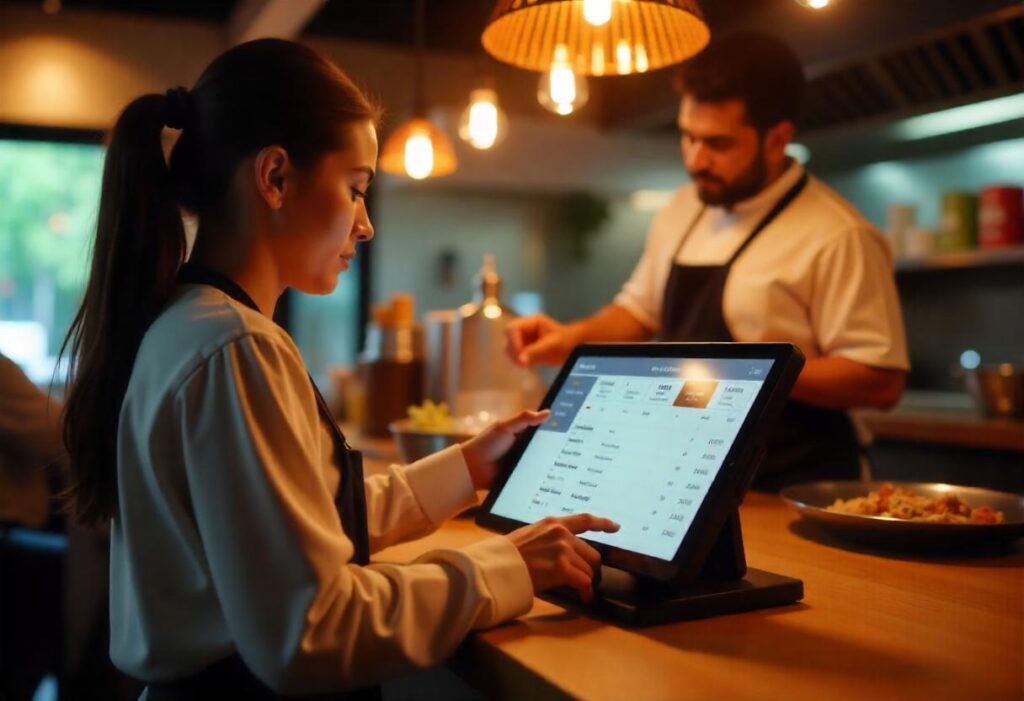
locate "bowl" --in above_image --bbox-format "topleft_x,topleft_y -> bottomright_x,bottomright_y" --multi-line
962,364 -> 1024,419
388,419 -> 476,463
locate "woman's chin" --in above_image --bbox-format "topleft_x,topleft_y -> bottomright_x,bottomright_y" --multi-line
297,273 -> 340,296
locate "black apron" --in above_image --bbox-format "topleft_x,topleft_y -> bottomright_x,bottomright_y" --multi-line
144,263 -> 379,701
660,174 -> 861,492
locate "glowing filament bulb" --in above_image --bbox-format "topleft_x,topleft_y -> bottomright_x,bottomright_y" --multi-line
616,39 -> 631,74
404,133 -> 434,180
549,45 -> 577,113
583,0 -> 612,26
635,43 -> 649,73
592,44 -> 606,76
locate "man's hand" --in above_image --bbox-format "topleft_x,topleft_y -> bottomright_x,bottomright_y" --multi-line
505,314 -> 582,367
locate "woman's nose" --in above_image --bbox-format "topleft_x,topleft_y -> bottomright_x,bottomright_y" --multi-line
353,208 -> 374,242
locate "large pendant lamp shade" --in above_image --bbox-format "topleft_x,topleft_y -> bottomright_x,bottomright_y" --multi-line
482,0 -> 710,76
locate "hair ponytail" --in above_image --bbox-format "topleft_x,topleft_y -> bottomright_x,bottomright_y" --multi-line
61,93 -> 186,526
61,39 -> 379,526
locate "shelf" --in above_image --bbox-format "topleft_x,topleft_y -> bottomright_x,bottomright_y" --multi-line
895,245 -> 1024,272
855,392 -> 1024,453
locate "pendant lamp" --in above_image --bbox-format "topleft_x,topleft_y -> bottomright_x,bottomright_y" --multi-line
481,0 -> 710,77
380,0 -> 457,179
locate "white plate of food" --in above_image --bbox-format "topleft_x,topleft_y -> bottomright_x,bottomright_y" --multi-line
780,481 -> 1024,548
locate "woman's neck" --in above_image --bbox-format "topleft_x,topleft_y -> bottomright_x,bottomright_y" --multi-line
190,224 -> 282,317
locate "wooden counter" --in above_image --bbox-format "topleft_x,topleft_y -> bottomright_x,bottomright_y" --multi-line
369,461 -> 1023,701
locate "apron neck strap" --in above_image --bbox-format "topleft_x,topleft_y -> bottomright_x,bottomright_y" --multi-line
726,171 -> 809,266
178,262 -> 262,314
670,171 -> 810,266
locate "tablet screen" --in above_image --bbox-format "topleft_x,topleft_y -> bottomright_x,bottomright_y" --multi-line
489,355 -> 775,561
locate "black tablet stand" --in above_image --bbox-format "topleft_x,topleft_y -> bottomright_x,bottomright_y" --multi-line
542,456 -> 804,627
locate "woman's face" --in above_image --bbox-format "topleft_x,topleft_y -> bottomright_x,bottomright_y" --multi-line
277,119 -> 378,295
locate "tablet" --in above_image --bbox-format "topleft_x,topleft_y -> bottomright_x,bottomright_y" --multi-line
477,343 -> 804,582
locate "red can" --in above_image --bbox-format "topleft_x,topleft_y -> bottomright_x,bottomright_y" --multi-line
978,185 -> 1023,248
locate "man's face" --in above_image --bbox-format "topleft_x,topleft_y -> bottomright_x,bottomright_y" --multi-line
678,96 -> 768,207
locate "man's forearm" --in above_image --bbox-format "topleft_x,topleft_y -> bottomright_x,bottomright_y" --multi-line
790,356 -> 906,410
570,304 -> 653,345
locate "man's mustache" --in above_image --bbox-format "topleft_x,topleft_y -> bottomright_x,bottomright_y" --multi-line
690,171 -> 725,187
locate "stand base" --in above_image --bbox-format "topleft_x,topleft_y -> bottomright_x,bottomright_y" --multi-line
542,566 -> 803,627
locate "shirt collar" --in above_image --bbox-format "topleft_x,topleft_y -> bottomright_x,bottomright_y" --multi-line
725,159 -> 805,217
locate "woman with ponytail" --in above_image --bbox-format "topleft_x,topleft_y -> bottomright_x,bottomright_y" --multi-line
61,39 -> 618,699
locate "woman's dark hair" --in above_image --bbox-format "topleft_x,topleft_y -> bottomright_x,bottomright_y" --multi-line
61,39 -> 380,526
674,31 -> 805,132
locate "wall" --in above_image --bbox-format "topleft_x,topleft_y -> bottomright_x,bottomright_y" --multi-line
371,190 -> 655,324
820,138 -> 1024,391
820,137 -> 1024,230
0,3 -> 681,197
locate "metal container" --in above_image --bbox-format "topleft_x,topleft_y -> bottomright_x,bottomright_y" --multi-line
939,192 -> 978,252
448,254 -> 544,419
388,419 -> 475,463
978,185 -> 1023,249
963,364 -> 1024,419
423,309 -> 456,404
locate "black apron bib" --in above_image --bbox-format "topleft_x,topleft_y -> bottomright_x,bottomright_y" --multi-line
660,175 -> 861,492
144,263 -> 379,701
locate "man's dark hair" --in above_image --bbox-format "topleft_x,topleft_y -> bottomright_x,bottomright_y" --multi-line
674,31 -> 805,132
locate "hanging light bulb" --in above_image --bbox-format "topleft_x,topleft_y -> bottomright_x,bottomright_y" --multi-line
404,132 -> 434,179
378,0 -> 457,180
591,44 -> 606,76
582,0 -> 612,26
635,43 -> 649,73
458,88 -> 508,150
794,0 -> 831,8
615,39 -> 632,74
537,44 -> 590,115
380,118 -> 457,180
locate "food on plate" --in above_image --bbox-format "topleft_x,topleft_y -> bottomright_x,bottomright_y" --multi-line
826,482 -> 1005,524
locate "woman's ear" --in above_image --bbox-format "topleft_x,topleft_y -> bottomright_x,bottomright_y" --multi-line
253,145 -> 291,211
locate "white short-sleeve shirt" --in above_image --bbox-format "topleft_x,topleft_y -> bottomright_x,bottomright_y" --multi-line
615,162 -> 910,370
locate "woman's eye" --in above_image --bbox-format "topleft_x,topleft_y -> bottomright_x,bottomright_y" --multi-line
349,186 -> 367,202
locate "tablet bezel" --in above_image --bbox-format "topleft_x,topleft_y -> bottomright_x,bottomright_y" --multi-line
476,342 -> 804,583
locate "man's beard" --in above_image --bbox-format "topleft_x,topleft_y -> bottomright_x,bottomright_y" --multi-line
690,147 -> 768,208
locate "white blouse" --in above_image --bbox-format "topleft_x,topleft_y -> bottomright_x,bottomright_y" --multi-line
614,163 -> 910,370
110,284 -> 533,694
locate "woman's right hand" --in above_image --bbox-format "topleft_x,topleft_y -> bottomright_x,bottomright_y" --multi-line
506,513 -> 620,604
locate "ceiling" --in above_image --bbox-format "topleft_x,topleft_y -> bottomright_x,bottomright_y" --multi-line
4,0 -> 1021,140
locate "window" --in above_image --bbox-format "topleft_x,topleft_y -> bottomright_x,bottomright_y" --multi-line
289,263 -> 363,385
0,128 -> 364,388
0,132 -> 104,386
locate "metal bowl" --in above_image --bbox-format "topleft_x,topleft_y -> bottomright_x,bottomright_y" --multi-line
963,364 -> 1024,419
781,480 -> 1024,549
388,419 -> 476,463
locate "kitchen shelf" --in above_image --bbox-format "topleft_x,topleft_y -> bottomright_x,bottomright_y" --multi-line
895,245 -> 1024,272
855,392 -> 1024,453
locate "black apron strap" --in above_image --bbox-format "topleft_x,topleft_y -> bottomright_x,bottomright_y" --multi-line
163,263 -> 379,700
178,262 -> 371,563
666,172 -> 809,273
658,172 -> 860,490
725,172 -> 808,266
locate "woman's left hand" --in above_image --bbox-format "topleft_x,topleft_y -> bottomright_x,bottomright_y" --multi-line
460,409 -> 551,490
